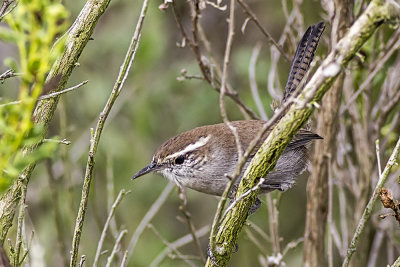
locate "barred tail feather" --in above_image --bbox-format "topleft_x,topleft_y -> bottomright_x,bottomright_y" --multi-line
281,21 -> 325,105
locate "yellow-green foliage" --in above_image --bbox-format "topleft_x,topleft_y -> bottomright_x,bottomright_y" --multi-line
0,0 -> 69,193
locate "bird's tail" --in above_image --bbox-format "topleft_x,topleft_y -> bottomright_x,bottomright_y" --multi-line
281,21 -> 325,105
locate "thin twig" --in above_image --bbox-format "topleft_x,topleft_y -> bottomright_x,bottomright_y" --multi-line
379,188 -> 400,225
247,220 -> 270,242
125,182 -> 175,265
249,43 -> 268,120
376,140 -> 382,176
218,0 -> 244,163
79,255 -> 86,267
282,237 -> 303,257
106,156 -> 118,238
43,138 -> 71,145
120,250 -> 128,267
149,224 -> 210,267
177,186 -> 206,263
18,231 -> 33,266
105,230 -> 128,267
148,224 -> 197,267
171,0 -> 259,120
0,80 -> 88,107
93,189 -> 130,267
210,0 -> 243,258
268,194 -> 281,255
244,228 -> 266,253
343,136 -> 400,267
237,0 -> 290,63
69,0 -> 149,265
40,80 -> 89,99
341,32 -> 400,115
223,178 -> 265,218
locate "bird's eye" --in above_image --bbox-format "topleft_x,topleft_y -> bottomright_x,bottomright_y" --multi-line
174,155 -> 185,165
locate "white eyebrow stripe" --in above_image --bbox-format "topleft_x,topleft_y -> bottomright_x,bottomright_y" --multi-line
165,135 -> 211,160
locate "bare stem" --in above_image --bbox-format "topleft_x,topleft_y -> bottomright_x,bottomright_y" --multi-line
150,224 -> 210,267
105,230 -> 128,267
249,43 -> 268,120
69,0 -> 149,266
342,136 -> 400,267
125,182 -> 174,266
93,190 -> 130,267
148,224 -> 197,267
0,69 -> 19,82
177,186 -> 206,263
0,80 -> 88,107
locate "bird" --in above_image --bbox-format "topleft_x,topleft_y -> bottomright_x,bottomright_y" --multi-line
132,21 -> 325,199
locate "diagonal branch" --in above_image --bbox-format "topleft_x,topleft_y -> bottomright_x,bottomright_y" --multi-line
69,0 -> 150,265
343,137 -> 400,266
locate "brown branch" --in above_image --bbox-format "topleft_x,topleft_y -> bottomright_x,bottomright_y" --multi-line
170,0 -> 259,120
379,188 -> 400,225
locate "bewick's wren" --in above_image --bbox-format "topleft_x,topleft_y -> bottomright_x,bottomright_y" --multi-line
132,22 -> 325,197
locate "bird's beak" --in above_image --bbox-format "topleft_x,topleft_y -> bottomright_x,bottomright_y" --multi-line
131,162 -> 159,180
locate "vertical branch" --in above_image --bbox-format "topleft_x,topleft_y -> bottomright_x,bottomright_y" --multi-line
249,43 -> 268,120
208,0 -> 242,262
218,0 -> 236,125
69,0 -> 150,266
